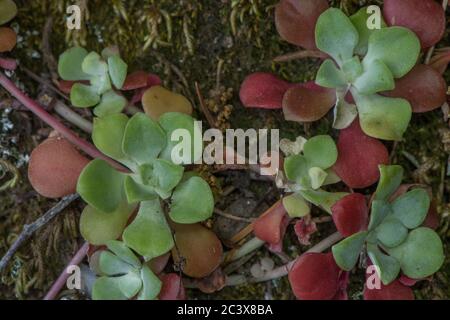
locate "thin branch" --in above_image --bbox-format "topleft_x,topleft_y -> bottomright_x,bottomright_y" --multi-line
195,82 -> 216,128
0,194 -> 79,273
0,72 -> 126,172
273,50 -> 327,63
214,208 -> 254,223
52,99 -> 93,133
43,241 -> 89,300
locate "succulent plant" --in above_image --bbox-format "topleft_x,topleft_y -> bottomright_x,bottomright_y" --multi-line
332,165 -> 444,284
58,47 -> 128,117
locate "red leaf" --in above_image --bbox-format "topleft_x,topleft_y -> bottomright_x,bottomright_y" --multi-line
240,72 -> 295,109
159,273 -> 186,300
429,48 -> 450,74
148,252 -> 170,275
253,200 -> 288,245
398,274 -> 419,287
288,252 -> 341,300
275,0 -> 329,50
383,64 -> 447,113
58,80 -> 89,94
282,83 -> 336,122
364,279 -> 414,300
28,136 -> 90,198
422,201 -> 440,230
331,193 -> 368,237
333,271 -> 350,300
294,216 -> 317,245
267,214 -> 291,253
0,57 -> 17,70
333,119 -> 389,189
122,71 -> 161,91
383,0 -> 445,49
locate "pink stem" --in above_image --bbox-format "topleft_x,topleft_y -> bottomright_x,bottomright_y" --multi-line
43,242 -> 89,300
0,57 -> 17,70
0,72 -> 125,171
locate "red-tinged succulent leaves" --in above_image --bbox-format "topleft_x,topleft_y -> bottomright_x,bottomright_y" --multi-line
383,0 -> 445,49
171,223 -> 223,278
122,71 -> 161,91
159,273 -> 186,300
275,0 -> 329,50
363,279 -> 414,300
383,64 -> 447,113
332,193 -> 368,237
240,72 -> 294,109
289,252 -> 341,300
429,48 -> 450,74
333,119 -> 389,189
28,137 -> 90,198
283,83 -> 336,122
253,200 -> 287,245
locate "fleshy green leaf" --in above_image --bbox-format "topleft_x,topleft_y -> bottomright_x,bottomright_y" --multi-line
308,167 -> 328,190
387,228 -> 444,279
300,189 -> 349,214
303,135 -> 338,169
82,51 -> 108,76
0,0 -> 17,25
151,159 -> 184,197
353,92 -> 412,141
58,47 -> 90,81
118,272 -> 142,299
90,73 -> 112,95
374,165 -> 404,201
122,200 -> 174,259
77,159 -> 125,213
94,90 -> 127,117
341,56 -> 363,83
108,55 -> 128,89
391,188 -> 430,229
70,83 -> 100,108
92,276 -> 128,300
80,202 -> 136,245
159,112 -> 203,165
367,243 -> 400,285
332,231 -> 367,271
315,8 -> 359,65
137,265 -> 162,300
123,113 -> 167,165
376,217 -> 408,248
124,175 -> 158,203
368,200 -> 392,231
315,59 -> 347,88
106,240 -> 142,268
349,7 -> 387,56
364,27 -> 420,78
333,94 -> 358,130
92,113 -> 134,168
283,154 -> 310,185
99,251 -> 134,276
282,193 -> 310,218
353,59 -> 395,95
322,169 -> 341,186
170,176 -> 214,223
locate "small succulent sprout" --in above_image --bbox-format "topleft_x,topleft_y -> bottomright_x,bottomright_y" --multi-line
333,119 -> 389,189
275,0 -> 329,50
92,240 -> 162,300
282,82 -> 336,122
159,273 -> 186,300
58,47 -> 128,116
142,86 -> 193,120
314,8 -> 420,140
331,165 -> 444,286
331,193 -> 368,237
288,252 -> 341,300
77,111 -> 213,263
0,0 -> 17,25
363,279 -> 414,300
239,72 -> 295,109
0,27 -> 16,52
383,0 -> 446,49
383,64 -> 448,113
254,200 -> 288,244
28,136 -> 90,198
171,223 -> 223,278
